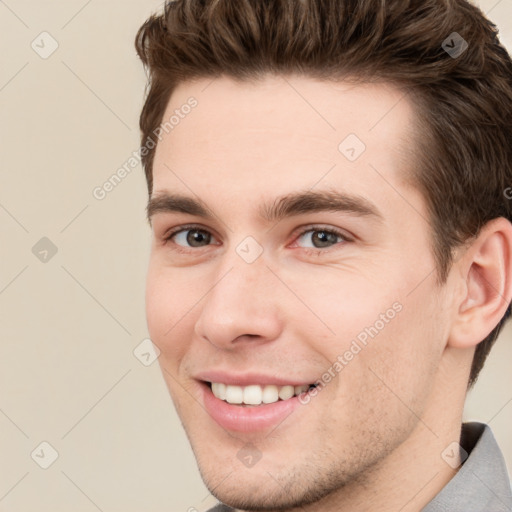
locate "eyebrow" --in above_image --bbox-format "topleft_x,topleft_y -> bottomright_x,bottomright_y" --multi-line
146,189 -> 383,224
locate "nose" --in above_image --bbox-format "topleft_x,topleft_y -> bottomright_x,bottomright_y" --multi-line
193,252 -> 283,351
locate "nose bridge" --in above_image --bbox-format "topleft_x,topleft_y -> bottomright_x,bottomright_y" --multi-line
211,232 -> 271,301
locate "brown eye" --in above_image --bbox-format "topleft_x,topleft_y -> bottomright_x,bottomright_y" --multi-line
295,228 -> 347,250
171,228 -> 213,247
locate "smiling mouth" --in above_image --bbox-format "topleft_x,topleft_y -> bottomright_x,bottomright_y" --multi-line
208,382 -> 317,406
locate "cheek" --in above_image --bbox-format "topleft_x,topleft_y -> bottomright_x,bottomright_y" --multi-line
145,265 -> 167,339
145,263 -> 189,355
283,267 -> 401,359
318,300 -> 445,448
316,268 -> 446,396
351,283 -> 448,412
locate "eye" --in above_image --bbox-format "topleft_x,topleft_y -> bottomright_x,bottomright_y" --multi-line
293,226 -> 350,252
164,225 -> 218,249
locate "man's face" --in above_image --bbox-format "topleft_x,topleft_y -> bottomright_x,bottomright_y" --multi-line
146,75 -> 453,509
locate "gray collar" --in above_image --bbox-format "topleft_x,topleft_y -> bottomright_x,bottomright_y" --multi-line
423,422 -> 512,511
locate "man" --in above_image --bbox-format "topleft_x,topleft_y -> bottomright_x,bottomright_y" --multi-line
135,0 -> 512,510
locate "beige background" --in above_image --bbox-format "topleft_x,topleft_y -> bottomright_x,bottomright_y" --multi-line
0,1 -> 511,511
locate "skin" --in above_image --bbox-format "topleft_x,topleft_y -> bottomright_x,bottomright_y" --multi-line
145,75 -> 512,511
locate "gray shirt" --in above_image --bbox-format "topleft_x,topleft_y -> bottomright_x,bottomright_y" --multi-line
423,422 -> 512,511
207,422 -> 512,511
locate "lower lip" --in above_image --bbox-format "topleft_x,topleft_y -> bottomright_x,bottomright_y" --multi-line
201,383 -> 305,433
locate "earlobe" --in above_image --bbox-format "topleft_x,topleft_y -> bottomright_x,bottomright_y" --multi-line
448,217 -> 512,349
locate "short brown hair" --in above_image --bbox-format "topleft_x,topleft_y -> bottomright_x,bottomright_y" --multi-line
135,0 -> 512,387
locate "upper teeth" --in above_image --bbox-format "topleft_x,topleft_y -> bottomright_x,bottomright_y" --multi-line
211,383 -> 310,405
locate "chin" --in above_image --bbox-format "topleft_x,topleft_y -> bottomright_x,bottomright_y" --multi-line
201,470 -> 347,512
189,438 -> 355,512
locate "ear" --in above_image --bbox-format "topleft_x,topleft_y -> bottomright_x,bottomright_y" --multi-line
448,217 -> 512,349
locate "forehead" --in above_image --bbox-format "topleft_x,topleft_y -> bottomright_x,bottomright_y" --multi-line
151,75 -> 419,217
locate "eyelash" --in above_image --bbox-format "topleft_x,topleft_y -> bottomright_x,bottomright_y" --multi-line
162,224 -> 351,255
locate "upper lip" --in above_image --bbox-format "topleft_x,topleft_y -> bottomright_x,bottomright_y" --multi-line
194,370 -> 316,387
